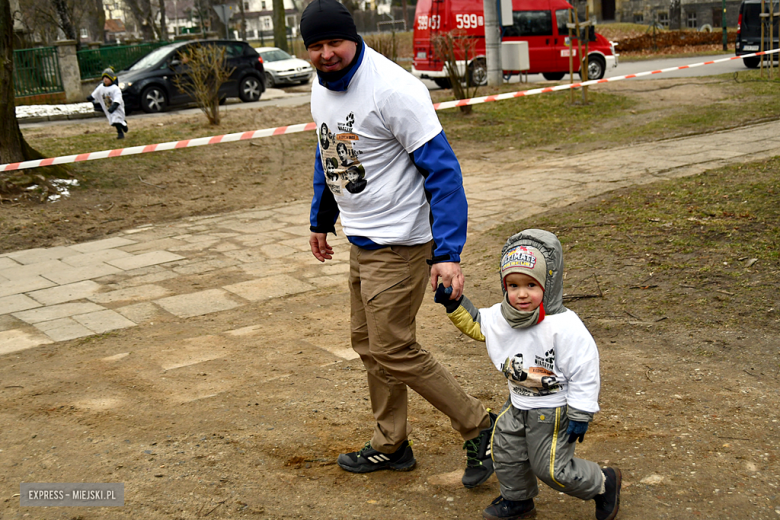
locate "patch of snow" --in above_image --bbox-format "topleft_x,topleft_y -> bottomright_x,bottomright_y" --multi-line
48,179 -> 80,202
16,103 -> 95,119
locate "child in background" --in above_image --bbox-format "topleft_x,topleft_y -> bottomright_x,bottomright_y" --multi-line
87,68 -> 129,140
435,229 -> 621,520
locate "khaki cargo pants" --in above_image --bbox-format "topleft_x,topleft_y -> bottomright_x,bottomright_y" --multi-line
349,241 -> 490,454
492,399 -> 604,501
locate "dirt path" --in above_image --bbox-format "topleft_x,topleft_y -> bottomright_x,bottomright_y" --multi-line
1,117 -> 779,519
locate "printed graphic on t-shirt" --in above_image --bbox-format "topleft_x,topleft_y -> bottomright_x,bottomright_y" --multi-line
319,116 -> 366,196
501,351 -> 561,397
102,92 -> 113,110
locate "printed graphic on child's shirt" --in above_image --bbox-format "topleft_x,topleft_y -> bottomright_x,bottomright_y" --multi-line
102,93 -> 114,110
501,352 -> 561,397
318,117 -> 366,196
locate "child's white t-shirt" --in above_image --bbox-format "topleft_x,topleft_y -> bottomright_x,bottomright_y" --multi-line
478,306 -> 601,413
91,83 -> 126,126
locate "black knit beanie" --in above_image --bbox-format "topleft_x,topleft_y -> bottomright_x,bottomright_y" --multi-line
300,0 -> 360,48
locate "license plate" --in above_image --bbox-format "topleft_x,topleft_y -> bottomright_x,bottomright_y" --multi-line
744,45 -> 760,51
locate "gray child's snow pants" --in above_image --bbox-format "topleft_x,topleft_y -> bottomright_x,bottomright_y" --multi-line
492,399 -> 605,501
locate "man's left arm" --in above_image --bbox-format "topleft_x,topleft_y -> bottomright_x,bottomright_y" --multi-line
410,131 -> 468,299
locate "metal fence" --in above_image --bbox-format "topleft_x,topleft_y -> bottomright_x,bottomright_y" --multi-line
13,47 -> 64,97
77,41 -> 171,80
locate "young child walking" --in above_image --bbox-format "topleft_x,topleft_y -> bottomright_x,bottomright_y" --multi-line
435,229 -> 621,520
87,68 -> 129,140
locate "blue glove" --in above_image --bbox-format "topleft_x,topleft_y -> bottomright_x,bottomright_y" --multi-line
566,420 -> 588,444
434,283 -> 462,313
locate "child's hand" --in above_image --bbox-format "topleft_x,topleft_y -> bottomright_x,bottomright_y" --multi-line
434,283 -> 462,313
566,421 -> 589,444
434,284 -> 452,303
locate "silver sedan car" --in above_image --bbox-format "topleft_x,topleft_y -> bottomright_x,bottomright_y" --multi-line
256,47 -> 314,87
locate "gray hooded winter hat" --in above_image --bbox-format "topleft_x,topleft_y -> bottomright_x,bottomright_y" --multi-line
500,229 -> 566,315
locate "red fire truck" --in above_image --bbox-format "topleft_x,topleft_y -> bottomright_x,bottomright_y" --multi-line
412,0 -> 618,87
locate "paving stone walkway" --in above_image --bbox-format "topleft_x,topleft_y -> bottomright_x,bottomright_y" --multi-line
2,120 -> 779,356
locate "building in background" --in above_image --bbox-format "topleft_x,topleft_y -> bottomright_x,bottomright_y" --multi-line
584,0 -> 740,28
234,0 -> 300,41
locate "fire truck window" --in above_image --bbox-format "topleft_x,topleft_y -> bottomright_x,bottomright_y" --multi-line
504,10 -> 553,37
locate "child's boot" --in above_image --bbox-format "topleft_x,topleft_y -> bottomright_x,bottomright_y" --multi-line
113,123 -> 124,140
482,496 -> 535,519
594,467 -> 621,520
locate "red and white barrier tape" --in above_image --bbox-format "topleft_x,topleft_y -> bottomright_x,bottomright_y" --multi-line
432,48 -> 780,110
3,49 -> 778,173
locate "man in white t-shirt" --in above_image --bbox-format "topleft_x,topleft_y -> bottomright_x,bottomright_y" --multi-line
302,0 -> 495,489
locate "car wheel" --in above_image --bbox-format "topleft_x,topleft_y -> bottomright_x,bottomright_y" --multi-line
743,56 -> 760,68
467,58 -> 488,86
140,86 -> 167,113
542,72 -> 566,81
434,78 -> 452,89
240,76 -> 263,102
578,56 -> 606,80
264,72 -> 275,88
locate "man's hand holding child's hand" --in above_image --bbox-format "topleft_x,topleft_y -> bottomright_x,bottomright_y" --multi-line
434,284 -> 462,313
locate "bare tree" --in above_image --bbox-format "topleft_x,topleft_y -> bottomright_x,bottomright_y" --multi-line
17,0 -> 61,44
171,44 -> 234,125
123,0 -> 157,40
1,0 -> 68,200
432,30 -> 480,114
51,0 -> 77,40
272,0 -> 288,52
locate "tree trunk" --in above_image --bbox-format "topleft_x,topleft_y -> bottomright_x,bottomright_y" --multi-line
238,0 -> 246,41
91,0 -> 106,42
207,0 -> 226,39
51,0 -> 77,40
1,0 -> 68,196
1,0 -> 39,165
401,0 -> 409,31
272,0 -> 287,52
158,0 -> 167,40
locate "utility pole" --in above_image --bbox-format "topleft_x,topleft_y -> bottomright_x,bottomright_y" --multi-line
483,0 -> 501,86
722,0 -> 727,50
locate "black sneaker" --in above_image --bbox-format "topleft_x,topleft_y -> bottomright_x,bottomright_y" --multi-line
462,411 -> 497,488
122,123 -> 129,133
594,467 -> 622,520
483,495 -> 536,520
337,440 -> 416,473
